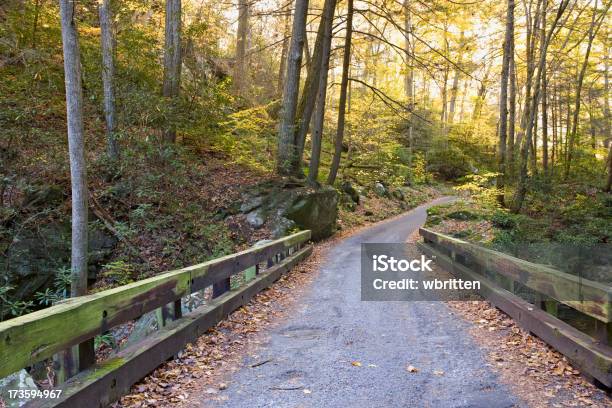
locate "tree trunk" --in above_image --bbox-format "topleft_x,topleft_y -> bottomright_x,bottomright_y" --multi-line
277,0 -> 309,176
564,0 -> 606,179
277,8 -> 291,98
327,0 -> 353,185
307,1 -> 335,184
604,44 -> 611,148
162,0 -> 182,144
472,63 -> 492,121
59,0 -> 88,297
540,2 -> 548,175
551,80 -> 557,174
404,0 -> 414,169
498,0 -> 514,206
448,33 -> 464,125
99,0 -> 119,160
513,0 -> 570,212
507,40 -> 517,172
606,143 -> 612,192
233,0 -> 249,96
292,0 -> 337,176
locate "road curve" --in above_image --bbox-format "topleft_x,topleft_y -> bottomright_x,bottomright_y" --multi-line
208,197 -> 520,408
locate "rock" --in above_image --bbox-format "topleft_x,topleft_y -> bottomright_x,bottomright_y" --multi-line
373,182 -> 387,197
88,228 -> 119,277
22,184 -> 64,208
1,222 -> 117,314
284,186 -> 338,241
0,369 -> 38,408
341,181 -> 360,204
213,202 -> 240,221
246,209 -> 266,229
240,196 -> 264,213
123,311 -> 159,348
240,182 -> 339,241
270,217 -> 296,238
391,189 -> 405,201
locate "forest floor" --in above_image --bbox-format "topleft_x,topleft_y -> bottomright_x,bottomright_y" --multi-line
116,198 -> 611,408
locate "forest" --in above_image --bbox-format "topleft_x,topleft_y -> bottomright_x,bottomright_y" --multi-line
0,0 -> 611,406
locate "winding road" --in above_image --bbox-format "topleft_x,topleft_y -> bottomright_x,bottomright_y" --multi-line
207,197 -> 521,408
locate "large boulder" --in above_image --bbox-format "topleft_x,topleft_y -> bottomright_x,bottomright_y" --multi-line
341,181 -> 360,204
373,182 -> 387,197
239,181 -> 339,241
2,222 -> 117,306
284,186 -> 338,241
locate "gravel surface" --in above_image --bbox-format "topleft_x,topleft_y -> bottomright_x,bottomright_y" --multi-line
206,197 -> 522,408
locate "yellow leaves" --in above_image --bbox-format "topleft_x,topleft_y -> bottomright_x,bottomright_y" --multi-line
351,361 -> 362,367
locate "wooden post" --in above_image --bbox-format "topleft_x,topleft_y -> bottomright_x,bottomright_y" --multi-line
212,278 -> 231,298
173,299 -> 182,320
594,320 -> 611,346
78,339 -> 95,371
53,348 -> 76,384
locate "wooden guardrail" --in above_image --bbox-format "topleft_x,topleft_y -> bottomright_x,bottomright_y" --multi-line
418,228 -> 612,388
0,230 -> 312,407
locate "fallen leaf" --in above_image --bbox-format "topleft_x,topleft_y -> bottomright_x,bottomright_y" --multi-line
406,365 -> 419,373
351,361 -> 362,367
433,370 -> 445,376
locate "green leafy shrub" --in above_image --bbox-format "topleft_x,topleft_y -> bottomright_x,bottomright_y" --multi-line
426,146 -> 473,180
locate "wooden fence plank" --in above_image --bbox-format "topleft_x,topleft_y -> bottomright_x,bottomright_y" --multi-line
0,230 -> 311,378
418,241 -> 612,387
419,228 -> 612,323
0,270 -> 190,378
27,245 -> 313,408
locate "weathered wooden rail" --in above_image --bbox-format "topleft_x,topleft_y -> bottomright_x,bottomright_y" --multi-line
0,230 -> 312,407
418,228 -> 612,388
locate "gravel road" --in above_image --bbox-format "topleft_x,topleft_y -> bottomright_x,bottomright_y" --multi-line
208,197 -> 521,408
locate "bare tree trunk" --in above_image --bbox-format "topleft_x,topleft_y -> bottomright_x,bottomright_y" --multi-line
498,0 -> 514,205
327,0 -> 353,185
604,44 -> 611,149
564,0 -> 607,179
551,80 -> 557,175
404,0 -> 414,169
307,1 -> 335,184
99,0 -> 119,160
606,143 -> 612,192
513,0 -> 570,212
277,7 -> 291,97
459,79 -> 469,122
404,0 -> 414,102
233,0 -> 249,96
277,0 -> 309,176
60,0 -> 88,297
472,63 -> 492,121
303,22 -> 312,71
448,33 -> 464,124
292,0 -> 337,176
508,41 -> 517,172
540,2 -> 548,175
31,0 -> 41,49
162,0 -> 182,144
